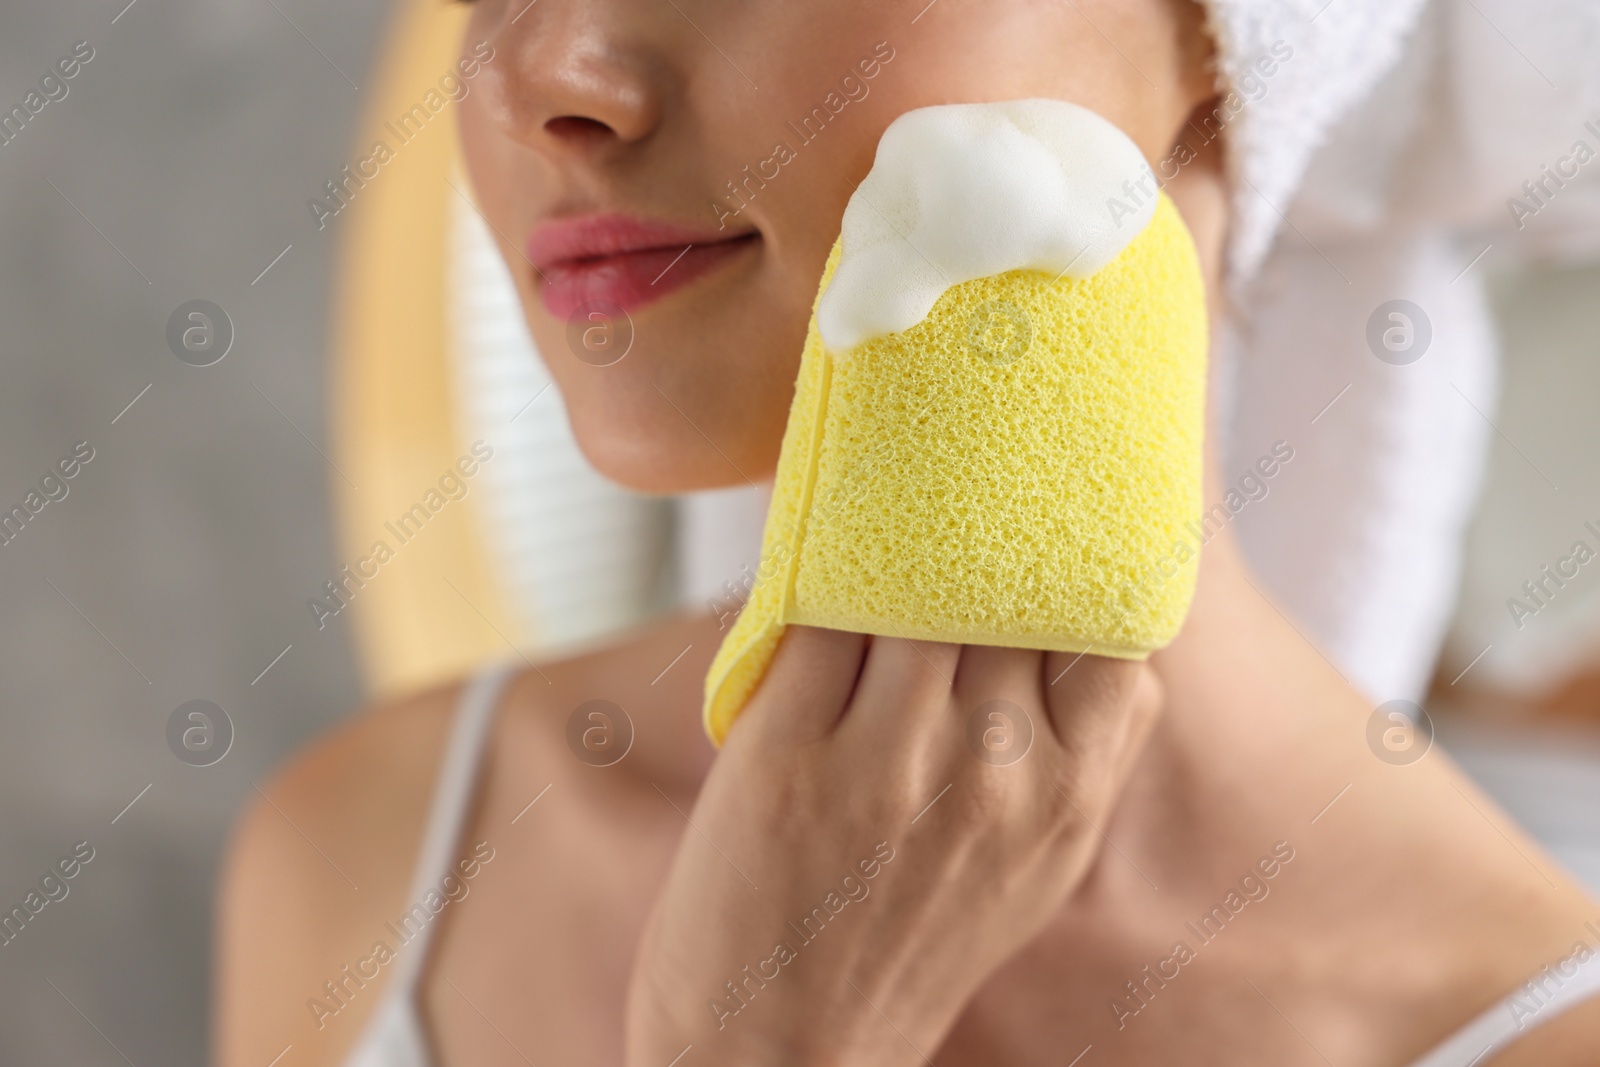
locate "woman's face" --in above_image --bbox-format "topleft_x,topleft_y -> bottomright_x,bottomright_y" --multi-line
459,0 -> 1210,492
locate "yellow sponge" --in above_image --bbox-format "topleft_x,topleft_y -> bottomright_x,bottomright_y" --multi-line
704,193 -> 1207,745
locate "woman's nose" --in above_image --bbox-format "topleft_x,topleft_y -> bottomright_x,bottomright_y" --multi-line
474,3 -> 667,159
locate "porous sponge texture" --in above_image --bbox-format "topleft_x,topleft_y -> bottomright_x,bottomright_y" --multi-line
704,193 -> 1207,745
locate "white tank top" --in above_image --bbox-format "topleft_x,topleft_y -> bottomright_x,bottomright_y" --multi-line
340,663 -> 517,1067
340,663 -> 1600,1067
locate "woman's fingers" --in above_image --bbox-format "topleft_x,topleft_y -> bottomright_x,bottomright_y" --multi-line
947,644 -> 1045,762
1043,654 -> 1164,810
953,643 -> 1045,711
845,634 -> 960,732
741,625 -> 868,742
744,630 -> 1163,827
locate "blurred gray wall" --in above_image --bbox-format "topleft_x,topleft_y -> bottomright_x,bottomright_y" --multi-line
0,1 -> 389,1063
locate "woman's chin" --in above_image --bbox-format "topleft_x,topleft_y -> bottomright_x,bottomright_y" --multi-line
568,412 -> 774,495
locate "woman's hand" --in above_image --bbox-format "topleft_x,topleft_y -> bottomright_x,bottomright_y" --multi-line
624,625 -> 1163,1066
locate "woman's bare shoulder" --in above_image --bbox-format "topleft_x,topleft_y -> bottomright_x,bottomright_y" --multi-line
215,614 -> 721,1065
225,674 -> 468,895
214,675 -> 471,1066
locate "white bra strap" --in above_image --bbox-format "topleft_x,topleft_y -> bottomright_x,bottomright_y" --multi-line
386,661 -> 519,993
1407,943 -> 1600,1067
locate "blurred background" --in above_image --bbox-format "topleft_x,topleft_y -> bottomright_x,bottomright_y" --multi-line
0,1 -> 1598,1065
0,2 -> 384,1063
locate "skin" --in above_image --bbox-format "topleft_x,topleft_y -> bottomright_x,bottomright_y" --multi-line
218,1 -> 1600,1064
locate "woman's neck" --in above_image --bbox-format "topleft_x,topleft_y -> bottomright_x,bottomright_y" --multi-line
1088,531 -> 1600,1060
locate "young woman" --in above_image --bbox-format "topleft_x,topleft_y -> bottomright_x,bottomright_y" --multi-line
218,1 -> 1600,1064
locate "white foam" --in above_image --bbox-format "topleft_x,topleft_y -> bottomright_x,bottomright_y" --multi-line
816,100 -> 1158,353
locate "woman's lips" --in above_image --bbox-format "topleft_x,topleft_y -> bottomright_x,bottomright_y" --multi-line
527,214 -> 759,320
